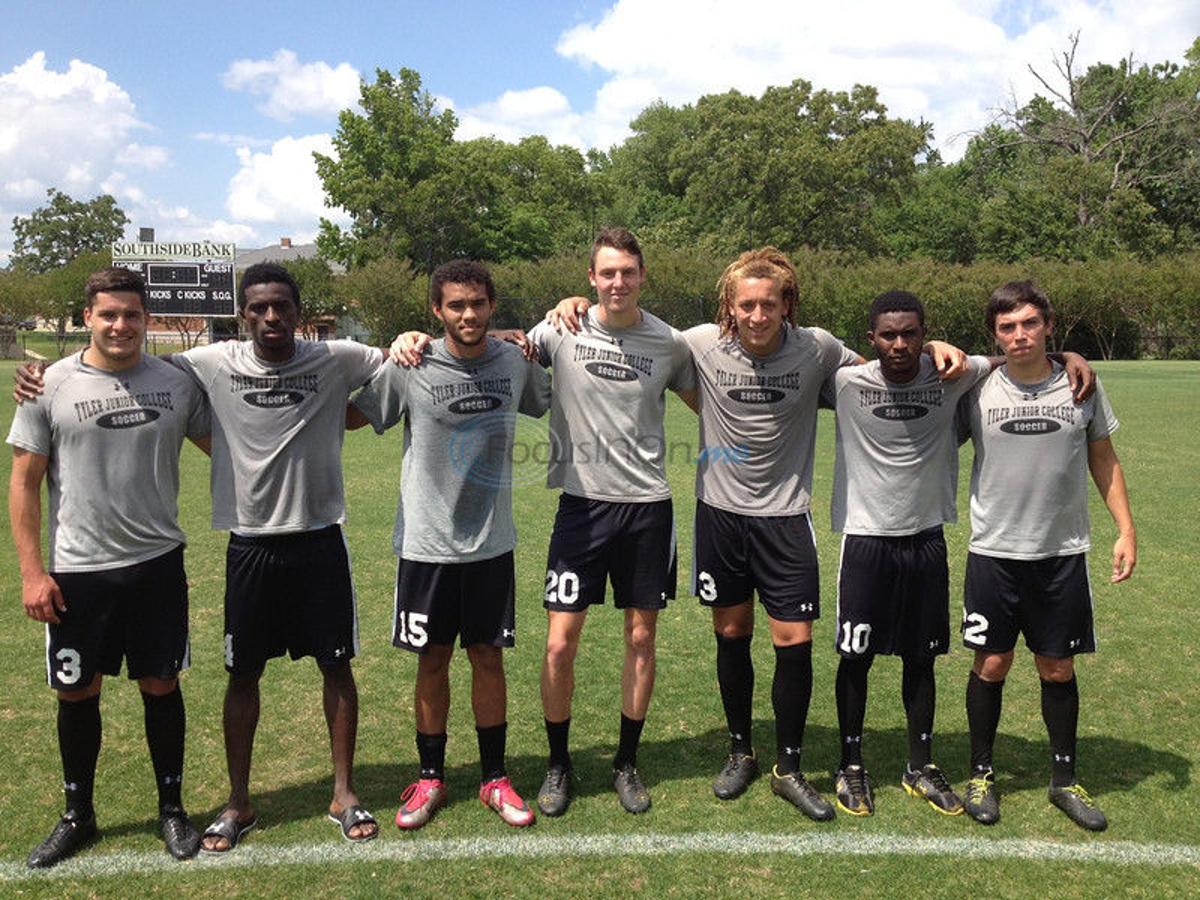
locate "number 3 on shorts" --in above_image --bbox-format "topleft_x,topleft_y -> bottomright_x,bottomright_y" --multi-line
545,570 -> 580,605
55,648 -> 82,686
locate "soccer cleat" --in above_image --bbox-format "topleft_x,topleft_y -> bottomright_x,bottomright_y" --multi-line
395,778 -> 447,830
770,766 -> 835,821
834,765 -> 875,817
479,776 -> 535,827
158,804 -> 201,859
902,764 -> 964,816
613,763 -> 652,814
1049,782 -> 1108,832
963,769 -> 1000,825
537,764 -> 572,817
713,752 -> 759,800
27,811 -> 97,869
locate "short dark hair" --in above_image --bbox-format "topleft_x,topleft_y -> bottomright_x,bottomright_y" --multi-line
869,290 -> 925,331
239,262 -> 300,312
985,280 -> 1053,333
429,259 -> 495,307
85,267 -> 146,309
590,226 -> 644,271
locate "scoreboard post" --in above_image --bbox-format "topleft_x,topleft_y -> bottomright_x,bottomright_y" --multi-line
111,240 -> 237,316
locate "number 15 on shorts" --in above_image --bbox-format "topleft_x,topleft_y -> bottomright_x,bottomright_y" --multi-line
397,611 -> 429,648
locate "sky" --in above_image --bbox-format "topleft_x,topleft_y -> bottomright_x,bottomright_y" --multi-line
2,0 -> 1197,261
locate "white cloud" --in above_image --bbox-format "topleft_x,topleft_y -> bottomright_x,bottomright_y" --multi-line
116,142 -> 169,169
193,131 -> 275,149
225,133 -> 349,243
455,0 -> 1200,159
221,49 -> 361,121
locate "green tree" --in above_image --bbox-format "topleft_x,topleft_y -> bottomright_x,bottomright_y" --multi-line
282,256 -> 343,335
37,249 -> 110,356
337,256 -> 430,344
10,189 -> 128,274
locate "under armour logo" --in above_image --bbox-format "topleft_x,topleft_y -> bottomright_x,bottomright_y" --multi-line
1054,753 -> 1072,763
730,732 -> 743,741
333,647 -> 346,658
920,733 -> 932,742
502,629 -> 515,638
1022,392 -> 1039,400
64,782 -> 79,791
1068,638 -> 1080,648
929,640 -> 939,649
161,774 -> 182,785
783,746 -> 800,755
844,736 -> 861,745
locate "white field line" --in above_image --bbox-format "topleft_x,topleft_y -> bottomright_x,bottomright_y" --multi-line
4,831 -> 1199,882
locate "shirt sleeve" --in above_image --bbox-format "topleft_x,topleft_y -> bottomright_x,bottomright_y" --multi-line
6,390 -> 52,455
518,361 -> 552,418
184,381 -> 212,441
352,363 -> 410,434
1085,378 -> 1120,442
335,340 -> 386,387
812,327 -> 859,376
666,327 -> 697,392
526,321 -> 558,368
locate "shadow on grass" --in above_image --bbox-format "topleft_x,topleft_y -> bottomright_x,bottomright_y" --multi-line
92,720 -> 1189,841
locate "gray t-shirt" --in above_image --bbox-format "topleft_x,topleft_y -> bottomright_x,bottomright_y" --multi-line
684,323 -> 858,516
829,355 -> 992,535
352,338 -> 551,563
173,339 -> 383,535
964,363 -> 1118,560
528,311 -> 695,502
7,353 -> 210,572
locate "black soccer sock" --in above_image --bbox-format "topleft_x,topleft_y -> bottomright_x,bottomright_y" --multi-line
142,686 -> 186,810
545,717 -> 571,769
416,731 -> 448,781
901,655 -> 936,770
966,670 -> 1004,774
772,642 -> 812,775
476,722 -> 508,783
58,694 -> 102,820
715,632 -> 754,755
835,655 -> 872,768
613,714 -> 645,770
1041,677 -> 1079,788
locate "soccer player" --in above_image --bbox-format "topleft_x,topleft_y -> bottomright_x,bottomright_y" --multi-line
825,291 -> 993,817
172,263 -> 386,850
8,267 -> 210,867
397,229 -> 697,815
959,281 -> 1135,831
526,229 -> 695,816
348,261 -> 550,830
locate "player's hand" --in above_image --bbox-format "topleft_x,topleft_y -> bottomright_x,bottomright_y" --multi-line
546,296 -> 590,333
925,340 -> 967,380
13,360 -> 47,404
1111,531 -> 1137,583
389,332 -> 431,367
1062,352 -> 1096,403
23,571 -> 66,624
490,329 -> 538,362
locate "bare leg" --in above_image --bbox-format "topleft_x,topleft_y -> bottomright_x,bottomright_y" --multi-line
541,610 -> 588,722
621,608 -> 658,719
322,660 -> 376,840
201,667 -> 261,852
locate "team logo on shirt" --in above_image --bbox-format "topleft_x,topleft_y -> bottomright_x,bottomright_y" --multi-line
232,373 -> 319,408
988,403 -> 1075,435
97,408 -> 161,429
573,344 -> 652,381
431,378 -> 513,415
715,367 -> 801,404
871,403 -> 929,420
728,387 -> 785,404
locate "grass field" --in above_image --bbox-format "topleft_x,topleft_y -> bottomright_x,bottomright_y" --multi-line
1,359 -> 1197,897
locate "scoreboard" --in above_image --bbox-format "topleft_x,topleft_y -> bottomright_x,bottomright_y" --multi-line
111,240 -> 237,316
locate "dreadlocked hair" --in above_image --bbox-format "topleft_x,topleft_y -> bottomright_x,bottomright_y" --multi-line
714,246 -> 798,337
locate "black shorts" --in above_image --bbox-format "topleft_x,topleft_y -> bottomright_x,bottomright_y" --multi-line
691,500 -> 819,622
393,552 -> 516,652
224,525 -> 358,673
962,551 -> 1096,657
46,545 -> 189,690
544,494 -> 676,612
835,529 -> 949,658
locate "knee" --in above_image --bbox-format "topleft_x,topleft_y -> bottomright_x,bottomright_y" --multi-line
545,633 -> 579,671
973,651 -> 1013,682
626,622 -> 656,658
319,659 -> 355,686
1034,655 -> 1075,682
138,676 -> 179,697
466,644 -> 503,676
